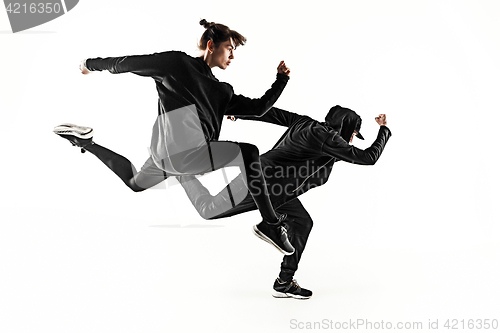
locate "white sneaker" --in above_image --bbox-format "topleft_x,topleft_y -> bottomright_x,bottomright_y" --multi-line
53,123 -> 93,139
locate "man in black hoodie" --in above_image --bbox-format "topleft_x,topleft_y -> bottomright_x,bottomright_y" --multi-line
177,105 -> 391,299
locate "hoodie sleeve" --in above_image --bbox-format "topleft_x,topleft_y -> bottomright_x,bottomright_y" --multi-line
85,52 -> 171,78
224,74 -> 289,116
321,126 -> 392,165
237,107 -> 304,127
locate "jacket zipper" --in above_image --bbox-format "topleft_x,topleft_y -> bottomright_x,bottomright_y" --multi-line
292,157 -> 334,193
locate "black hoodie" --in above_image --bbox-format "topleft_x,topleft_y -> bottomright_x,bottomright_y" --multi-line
325,105 -> 364,142
85,51 -> 289,142
210,106 -> 392,218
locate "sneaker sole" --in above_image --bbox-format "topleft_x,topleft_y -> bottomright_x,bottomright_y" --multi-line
252,225 -> 294,255
53,123 -> 93,139
272,291 -> 312,299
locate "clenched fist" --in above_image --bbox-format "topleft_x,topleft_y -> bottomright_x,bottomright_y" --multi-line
277,61 -> 291,76
375,114 -> 387,126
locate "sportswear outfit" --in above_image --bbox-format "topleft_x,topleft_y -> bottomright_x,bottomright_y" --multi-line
57,50 -> 296,253
178,106 -> 392,283
84,51 -> 289,178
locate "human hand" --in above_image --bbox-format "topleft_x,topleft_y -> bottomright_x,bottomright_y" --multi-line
79,59 -> 91,75
277,61 -> 291,76
375,114 -> 387,126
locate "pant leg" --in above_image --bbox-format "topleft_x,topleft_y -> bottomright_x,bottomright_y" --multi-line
210,141 -> 279,224
134,157 -> 171,190
178,174 -> 254,220
84,144 -> 169,192
276,198 -> 314,282
176,141 -> 279,224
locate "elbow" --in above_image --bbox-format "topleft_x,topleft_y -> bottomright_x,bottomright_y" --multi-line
254,101 -> 273,117
255,107 -> 268,117
359,149 -> 380,166
364,155 -> 380,166
349,159 -> 376,166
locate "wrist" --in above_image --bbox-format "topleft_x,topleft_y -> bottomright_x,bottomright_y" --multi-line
276,73 -> 290,81
83,58 -> 92,71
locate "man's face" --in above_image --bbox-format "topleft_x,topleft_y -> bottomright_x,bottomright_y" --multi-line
211,38 -> 235,70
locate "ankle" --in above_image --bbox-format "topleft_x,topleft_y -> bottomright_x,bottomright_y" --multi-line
278,275 -> 293,284
266,213 -> 287,226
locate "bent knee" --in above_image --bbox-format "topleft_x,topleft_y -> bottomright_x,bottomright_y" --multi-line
198,205 -> 217,220
306,219 -> 314,231
290,218 -> 313,235
128,181 -> 147,193
196,205 -> 210,220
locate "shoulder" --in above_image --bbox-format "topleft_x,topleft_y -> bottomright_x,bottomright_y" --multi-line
136,51 -> 186,64
150,51 -> 196,61
290,118 -> 329,142
301,119 -> 329,134
312,122 -> 343,143
157,50 -> 188,59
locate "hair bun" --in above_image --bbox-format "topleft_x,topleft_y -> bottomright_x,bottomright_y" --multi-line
199,19 -> 214,29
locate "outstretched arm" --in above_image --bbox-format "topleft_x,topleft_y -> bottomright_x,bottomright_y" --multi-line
225,61 -> 290,117
80,52 -> 171,78
322,114 -> 392,165
232,107 -> 305,128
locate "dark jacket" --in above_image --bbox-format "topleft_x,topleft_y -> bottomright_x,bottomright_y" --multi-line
211,106 -> 392,218
85,51 -> 289,141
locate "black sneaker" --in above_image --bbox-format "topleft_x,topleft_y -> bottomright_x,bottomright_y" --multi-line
53,123 -> 94,153
273,278 -> 312,299
253,215 -> 295,255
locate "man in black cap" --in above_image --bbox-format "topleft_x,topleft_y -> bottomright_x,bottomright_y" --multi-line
178,105 -> 391,299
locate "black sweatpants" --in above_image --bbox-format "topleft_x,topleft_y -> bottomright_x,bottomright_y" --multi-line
83,140 -> 279,223
275,198 -> 314,282
179,176 -> 313,282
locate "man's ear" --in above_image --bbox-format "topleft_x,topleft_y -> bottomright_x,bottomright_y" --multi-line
207,40 -> 214,53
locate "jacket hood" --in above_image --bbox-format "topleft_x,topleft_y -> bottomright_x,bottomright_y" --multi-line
324,105 -> 363,142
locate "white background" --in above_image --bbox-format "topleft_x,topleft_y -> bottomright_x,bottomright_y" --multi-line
1,1 -> 499,332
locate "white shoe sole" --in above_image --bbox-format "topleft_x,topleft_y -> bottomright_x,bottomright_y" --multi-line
252,225 -> 294,255
272,291 -> 312,299
53,123 -> 94,139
